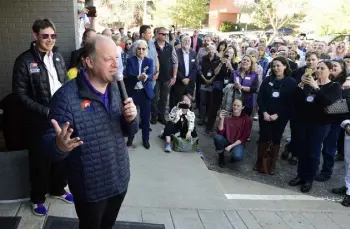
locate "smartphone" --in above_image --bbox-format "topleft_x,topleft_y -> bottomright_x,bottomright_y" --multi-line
222,110 -> 232,117
86,6 -> 97,17
179,103 -> 190,109
224,54 -> 229,59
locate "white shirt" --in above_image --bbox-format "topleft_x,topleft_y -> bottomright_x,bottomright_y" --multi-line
134,58 -> 144,89
183,49 -> 190,77
43,52 -> 62,97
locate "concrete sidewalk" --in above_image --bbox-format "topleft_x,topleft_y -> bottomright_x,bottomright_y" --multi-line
1,123 -> 349,229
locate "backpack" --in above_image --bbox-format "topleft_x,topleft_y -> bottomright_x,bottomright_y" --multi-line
221,84 -> 242,112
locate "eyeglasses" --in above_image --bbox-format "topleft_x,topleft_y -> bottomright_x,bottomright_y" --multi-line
40,34 -> 57,39
137,47 -> 146,51
158,33 -> 168,36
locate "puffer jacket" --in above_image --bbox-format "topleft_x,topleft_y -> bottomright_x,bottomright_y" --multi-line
42,74 -> 137,203
12,41 -> 68,130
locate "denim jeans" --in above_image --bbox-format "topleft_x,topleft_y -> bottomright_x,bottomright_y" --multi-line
321,121 -> 342,176
214,134 -> 245,161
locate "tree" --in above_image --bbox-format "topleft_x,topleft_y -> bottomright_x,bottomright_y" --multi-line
169,0 -> 208,28
235,0 -> 308,43
98,0 -> 148,27
309,0 -> 350,36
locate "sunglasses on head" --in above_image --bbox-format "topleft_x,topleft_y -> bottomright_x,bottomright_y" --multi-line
40,34 -> 57,39
158,33 -> 168,36
137,47 -> 146,51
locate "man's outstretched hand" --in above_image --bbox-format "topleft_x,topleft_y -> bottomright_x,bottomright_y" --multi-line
51,119 -> 83,152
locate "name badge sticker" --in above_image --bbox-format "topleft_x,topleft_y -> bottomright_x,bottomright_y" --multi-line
272,91 -> 280,98
207,72 -> 212,77
191,59 -> 195,62
245,77 -> 251,80
269,82 -> 273,86
306,95 -> 315,103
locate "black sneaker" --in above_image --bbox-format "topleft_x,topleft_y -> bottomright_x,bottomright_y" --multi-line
335,154 -> 344,161
150,115 -> 157,124
158,116 -> 167,125
197,118 -> 204,126
288,177 -> 305,186
341,195 -> 350,207
315,173 -> 331,182
126,138 -> 133,147
143,141 -> 150,149
332,186 -> 348,195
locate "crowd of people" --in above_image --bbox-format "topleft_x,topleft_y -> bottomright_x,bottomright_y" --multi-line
69,25 -> 350,206
7,13 -> 350,229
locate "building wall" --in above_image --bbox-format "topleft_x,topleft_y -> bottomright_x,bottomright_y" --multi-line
218,13 -> 238,28
0,0 -> 78,99
209,0 -> 240,31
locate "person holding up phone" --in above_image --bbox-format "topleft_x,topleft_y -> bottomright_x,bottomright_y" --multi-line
215,98 -> 252,167
160,94 -> 196,153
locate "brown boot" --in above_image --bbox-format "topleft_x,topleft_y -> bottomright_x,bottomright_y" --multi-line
253,142 -> 270,173
268,144 -> 280,175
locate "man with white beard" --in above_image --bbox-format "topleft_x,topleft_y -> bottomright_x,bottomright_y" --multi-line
169,35 -> 197,109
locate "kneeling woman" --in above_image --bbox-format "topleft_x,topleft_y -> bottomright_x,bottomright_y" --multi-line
161,94 -> 197,153
215,98 -> 252,167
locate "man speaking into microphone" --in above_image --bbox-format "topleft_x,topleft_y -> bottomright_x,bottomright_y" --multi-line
42,35 -> 137,229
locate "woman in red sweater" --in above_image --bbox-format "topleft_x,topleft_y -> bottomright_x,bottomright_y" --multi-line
214,98 -> 252,167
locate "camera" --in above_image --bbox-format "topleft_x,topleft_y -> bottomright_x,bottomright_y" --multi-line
224,54 -> 229,58
179,103 -> 190,109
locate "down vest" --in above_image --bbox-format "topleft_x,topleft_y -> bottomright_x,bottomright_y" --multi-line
42,74 -> 137,202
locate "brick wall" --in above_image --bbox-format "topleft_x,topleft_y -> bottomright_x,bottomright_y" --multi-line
0,0 -> 78,99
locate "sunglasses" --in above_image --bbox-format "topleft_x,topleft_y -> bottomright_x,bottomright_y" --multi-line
158,33 -> 168,36
40,34 -> 57,39
137,47 -> 146,51
126,43 -> 132,45
241,46 -> 247,49
337,45 -> 345,48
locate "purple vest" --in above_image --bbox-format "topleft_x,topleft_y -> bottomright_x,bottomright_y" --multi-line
233,70 -> 257,107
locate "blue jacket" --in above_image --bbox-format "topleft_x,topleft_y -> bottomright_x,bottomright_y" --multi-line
42,74 -> 137,202
125,55 -> 155,99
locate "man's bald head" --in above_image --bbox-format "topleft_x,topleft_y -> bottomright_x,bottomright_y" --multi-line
102,28 -> 112,38
81,34 -> 115,60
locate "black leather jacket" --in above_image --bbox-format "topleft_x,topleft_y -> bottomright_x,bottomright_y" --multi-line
12,42 -> 68,129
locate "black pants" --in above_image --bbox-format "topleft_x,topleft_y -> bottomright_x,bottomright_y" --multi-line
28,132 -> 67,204
258,115 -> 288,145
75,191 -> 127,229
206,89 -> 223,131
163,121 -> 197,139
151,79 -> 170,117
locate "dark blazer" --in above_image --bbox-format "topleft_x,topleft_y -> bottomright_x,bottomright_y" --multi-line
191,36 -> 202,53
125,56 -> 155,99
176,49 -> 197,81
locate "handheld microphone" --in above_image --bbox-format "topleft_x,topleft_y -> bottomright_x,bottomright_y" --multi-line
115,74 -> 129,102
